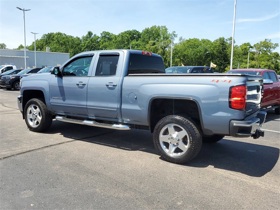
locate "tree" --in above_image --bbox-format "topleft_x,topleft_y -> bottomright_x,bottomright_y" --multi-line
17,44 -> 24,50
235,43 -> 253,68
173,38 -> 212,67
0,43 -> 6,49
140,26 -> 175,67
81,31 -> 100,51
29,32 -> 82,57
20,26 -> 279,71
225,39 -> 280,72
211,37 -> 230,72
114,30 -> 141,49
253,39 -> 279,70
99,31 -> 116,50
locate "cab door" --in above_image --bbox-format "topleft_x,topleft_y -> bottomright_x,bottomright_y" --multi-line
87,52 -> 122,120
49,55 -> 94,117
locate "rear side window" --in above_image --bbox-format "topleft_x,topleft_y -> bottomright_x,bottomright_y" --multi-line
95,54 -> 119,76
263,72 -> 270,79
128,53 -> 165,74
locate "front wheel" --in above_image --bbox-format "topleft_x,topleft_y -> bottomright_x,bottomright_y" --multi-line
153,115 -> 202,164
24,98 -> 52,132
13,81 -> 20,90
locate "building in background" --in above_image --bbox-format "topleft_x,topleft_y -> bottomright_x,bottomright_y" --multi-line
0,49 -> 70,68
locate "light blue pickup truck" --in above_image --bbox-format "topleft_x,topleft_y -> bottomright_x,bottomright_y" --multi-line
18,50 -> 266,164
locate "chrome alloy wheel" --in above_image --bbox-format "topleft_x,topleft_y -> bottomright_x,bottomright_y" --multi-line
159,123 -> 190,157
26,104 -> 42,128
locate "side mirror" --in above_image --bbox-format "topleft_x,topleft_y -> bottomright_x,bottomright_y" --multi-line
263,79 -> 273,84
52,66 -> 62,77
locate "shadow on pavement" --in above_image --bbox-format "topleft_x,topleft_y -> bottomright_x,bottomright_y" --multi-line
46,121 -> 279,177
264,111 -> 280,122
189,139 -> 279,177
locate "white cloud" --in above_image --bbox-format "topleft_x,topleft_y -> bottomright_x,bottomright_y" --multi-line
266,32 -> 280,39
237,12 -> 280,23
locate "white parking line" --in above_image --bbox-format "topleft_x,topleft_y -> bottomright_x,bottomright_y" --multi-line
262,129 -> 280,134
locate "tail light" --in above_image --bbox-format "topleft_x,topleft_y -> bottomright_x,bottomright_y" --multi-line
229,85 -> 247,110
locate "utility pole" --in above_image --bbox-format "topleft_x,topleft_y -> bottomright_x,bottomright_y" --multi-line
230,0 -> 237,70
17,7 -> 31,69
31,32 -> 38,67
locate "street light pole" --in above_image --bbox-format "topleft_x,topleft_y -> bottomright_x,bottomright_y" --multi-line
31,32 -> 38,67
170,41 -> 173,67
247,46 -> 253,69
247,50 -> 250,69
16,7 -> 30,69
230,0 -> 237,70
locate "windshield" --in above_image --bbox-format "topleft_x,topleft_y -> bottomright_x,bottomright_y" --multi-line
38,66 -> 53,73
228,71 -> 260,76
165,66 -> 190,73
17,69 -> 30,75
1,69 -> 14,75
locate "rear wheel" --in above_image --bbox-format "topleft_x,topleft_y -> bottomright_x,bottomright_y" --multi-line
202,135 -> 224,143
24,98 -> 52,132
153,115 -> 202,164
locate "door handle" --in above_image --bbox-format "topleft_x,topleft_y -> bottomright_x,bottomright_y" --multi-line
76,81 -> 86,87
106,82 -> 117,88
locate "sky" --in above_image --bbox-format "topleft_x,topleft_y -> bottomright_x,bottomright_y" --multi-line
1,0 -> 280,52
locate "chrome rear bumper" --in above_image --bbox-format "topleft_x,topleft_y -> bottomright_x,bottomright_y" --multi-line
230,111 -> 266,139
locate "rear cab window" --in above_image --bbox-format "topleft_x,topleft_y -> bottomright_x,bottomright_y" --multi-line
127,52 -> 165,74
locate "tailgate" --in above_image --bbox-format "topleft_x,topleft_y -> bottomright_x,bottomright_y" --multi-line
245,75 -> 263,116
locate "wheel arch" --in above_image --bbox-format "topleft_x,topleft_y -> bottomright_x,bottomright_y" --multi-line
148,97 -> 203,133
12,79 -> 20,90
22,90 -> 46,118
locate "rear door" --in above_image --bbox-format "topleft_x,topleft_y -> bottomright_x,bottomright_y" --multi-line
87,52 -> 123,120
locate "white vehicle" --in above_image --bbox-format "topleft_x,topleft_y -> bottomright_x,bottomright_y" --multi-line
0,65 -> 17,74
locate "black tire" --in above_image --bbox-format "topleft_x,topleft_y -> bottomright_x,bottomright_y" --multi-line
153,115 -> 202,164
24,98 -> 52,132
13,81 -> 20,90
202,135 -> 224,143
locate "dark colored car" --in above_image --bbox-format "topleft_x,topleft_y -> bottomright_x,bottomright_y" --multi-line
165,66 -> 213,73
0,69 -> 22,79
20,66 -> 54,80
0,68 -> 41,90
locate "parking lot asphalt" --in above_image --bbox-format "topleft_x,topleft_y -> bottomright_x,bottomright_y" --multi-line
0,89 -> 279,209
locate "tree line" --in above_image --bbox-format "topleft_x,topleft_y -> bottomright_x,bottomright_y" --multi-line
1,25 -> 279,73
